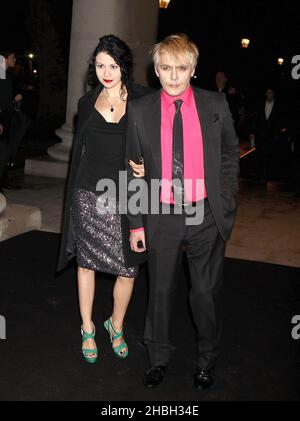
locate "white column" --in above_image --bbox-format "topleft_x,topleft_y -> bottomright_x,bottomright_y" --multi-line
47,0 -> 158,163
0,193 -> 6,215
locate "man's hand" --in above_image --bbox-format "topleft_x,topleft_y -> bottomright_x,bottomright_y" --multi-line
14,94 -> 22,102
0,124 -> 3,136
128,158 -> 145,178
130,230 -> 146,253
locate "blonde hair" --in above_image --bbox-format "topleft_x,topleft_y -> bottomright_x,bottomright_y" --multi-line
151,34 -> 199,70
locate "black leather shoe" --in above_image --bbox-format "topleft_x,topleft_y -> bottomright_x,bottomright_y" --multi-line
143,366 -> 166,389
194,367 -> 215,390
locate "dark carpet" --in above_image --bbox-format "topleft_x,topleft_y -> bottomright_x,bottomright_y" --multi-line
0,231 -> 299,401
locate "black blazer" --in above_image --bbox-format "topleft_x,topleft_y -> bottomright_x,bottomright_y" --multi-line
126,86 -> 240,243
253,100 -> 283,141
57,82 -> 152,272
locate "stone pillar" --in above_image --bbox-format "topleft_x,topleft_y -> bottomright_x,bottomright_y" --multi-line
0,193 -> 6,215
47,0 -> 158,164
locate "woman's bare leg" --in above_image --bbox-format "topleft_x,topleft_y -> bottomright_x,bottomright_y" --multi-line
78,266 -> 96,358
110,276 -> 135,354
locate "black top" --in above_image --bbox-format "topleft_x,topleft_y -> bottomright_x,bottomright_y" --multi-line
75,107 -> 127,193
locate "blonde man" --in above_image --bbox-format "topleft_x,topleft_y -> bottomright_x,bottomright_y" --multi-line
126,34 -> 239,389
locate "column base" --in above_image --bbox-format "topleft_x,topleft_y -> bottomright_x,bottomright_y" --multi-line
47,143 -> 71,163
47,125 -> 74,163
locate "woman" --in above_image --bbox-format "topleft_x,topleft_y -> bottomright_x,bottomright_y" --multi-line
57,35 -> 147,363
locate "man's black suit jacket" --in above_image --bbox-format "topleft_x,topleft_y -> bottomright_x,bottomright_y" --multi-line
253,100 -> 284,143
126,86 -> 240,243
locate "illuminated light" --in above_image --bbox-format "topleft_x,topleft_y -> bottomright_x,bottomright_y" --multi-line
277,57 -> 284,65
241,38 -> 250,48
159,0 -> 171,9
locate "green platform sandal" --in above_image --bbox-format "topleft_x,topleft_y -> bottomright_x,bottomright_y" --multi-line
81,323 -> 98,363
104,317 -> 128,359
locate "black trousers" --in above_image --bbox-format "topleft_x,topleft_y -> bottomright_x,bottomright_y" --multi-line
143,199 -> 225,368
0,137 -> 9,182
8,112 -> 30,161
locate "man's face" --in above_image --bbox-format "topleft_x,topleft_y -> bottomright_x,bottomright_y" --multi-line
155,51 -> 195,97
215,72 -> 227,88
6,53 -> 16,69
266,89 -> 274,102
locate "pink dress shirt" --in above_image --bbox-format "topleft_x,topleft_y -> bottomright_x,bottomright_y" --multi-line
160,86 -> 207,203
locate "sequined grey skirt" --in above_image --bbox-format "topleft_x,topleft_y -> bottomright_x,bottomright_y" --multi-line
71,188 -> 138,277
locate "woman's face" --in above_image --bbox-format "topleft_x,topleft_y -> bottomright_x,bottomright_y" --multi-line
95,52 -> 122,89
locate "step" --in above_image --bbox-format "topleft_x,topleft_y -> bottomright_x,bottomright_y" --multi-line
0,204 -> 42,242
25,156 -> 69,179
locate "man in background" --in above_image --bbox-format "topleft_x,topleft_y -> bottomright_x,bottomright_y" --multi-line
0,49 -> 29,189
215,71 -> 245,134
250,87 -> 284,182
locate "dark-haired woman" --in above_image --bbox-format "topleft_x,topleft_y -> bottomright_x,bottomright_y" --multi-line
57,35 -> 149,363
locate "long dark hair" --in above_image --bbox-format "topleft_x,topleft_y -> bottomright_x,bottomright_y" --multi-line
87,34 -> 133,90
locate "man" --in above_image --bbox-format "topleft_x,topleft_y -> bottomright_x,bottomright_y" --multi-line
0,111 -> 8,194
289,102 -> 300,197
0,49 -> 25,189
250,87 -> 284,181
126,34 -> 239,390
0,52 -> 14,191
215,71 -> 244,133
0,50 -> 22,105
